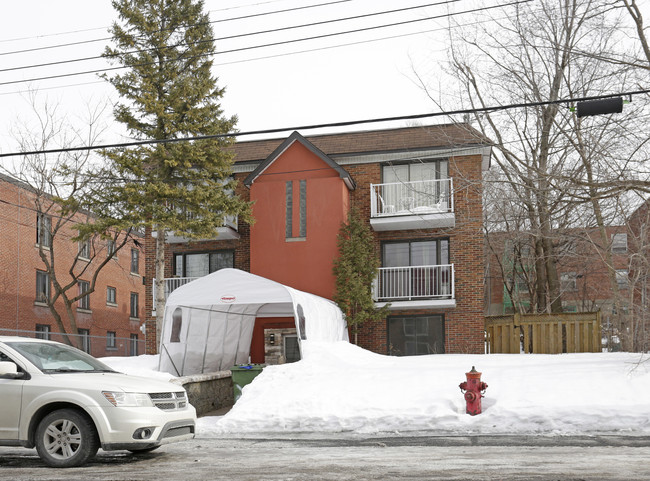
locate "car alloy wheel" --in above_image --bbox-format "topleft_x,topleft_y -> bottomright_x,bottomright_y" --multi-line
35,409 -> 99,468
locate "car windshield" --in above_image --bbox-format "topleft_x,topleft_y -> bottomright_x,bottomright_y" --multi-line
7,341 -> 116,373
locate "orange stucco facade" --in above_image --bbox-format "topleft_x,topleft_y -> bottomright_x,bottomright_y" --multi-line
249,141 -> 350,299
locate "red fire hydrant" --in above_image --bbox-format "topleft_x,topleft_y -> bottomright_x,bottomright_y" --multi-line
459,366 -> 488,415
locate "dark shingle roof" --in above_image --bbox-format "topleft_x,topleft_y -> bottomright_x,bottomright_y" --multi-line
231,123 -> 490,163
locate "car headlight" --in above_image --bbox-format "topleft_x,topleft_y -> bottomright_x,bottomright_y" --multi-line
103,391 -> 154,407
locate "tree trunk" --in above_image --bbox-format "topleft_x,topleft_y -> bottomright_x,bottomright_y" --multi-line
154,226 -> 167,349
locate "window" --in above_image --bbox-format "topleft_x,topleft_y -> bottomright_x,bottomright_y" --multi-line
380,239 -> 451,299
107,239 -> 116,258
129,334 -> 139,356
36,270 -> 50,303
35,324 -> 51,340
78,280 -> 90,310
36,213 -> 52,248
106,331 -> 116,349
285,181 -> 293,238
170,308 -> 182,342
130,292 -> 139,318
107,286 -> 116,305
612,233 -> 627,254
616,269 -> 629,290
561,272 -> 578,291
285,180 -> 307,239
388,315 -> 445,356
382,160 -> 449,211
78,329 -> 91,354
383,160 -> 448,183
174,250 -> 234,277
78,239 -> 91,259
283,335 -> 301,363
130,248 -> 140,274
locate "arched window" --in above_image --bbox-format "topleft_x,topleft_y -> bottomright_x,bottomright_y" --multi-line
171,308 -> 183,343
297,304 -> 307,340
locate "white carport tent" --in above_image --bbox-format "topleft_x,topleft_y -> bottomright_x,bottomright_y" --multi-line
158,269 -> 348,376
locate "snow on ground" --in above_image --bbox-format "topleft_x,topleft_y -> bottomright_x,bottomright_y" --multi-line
104,341 -> 650,436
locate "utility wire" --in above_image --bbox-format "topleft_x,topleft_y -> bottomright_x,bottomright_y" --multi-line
0,1 -> 531,87
0,0 -> 353,57
0,0 -> 460,74
0,14 -> 509,97
1,89 -> 647,159
0,0 -> 301,46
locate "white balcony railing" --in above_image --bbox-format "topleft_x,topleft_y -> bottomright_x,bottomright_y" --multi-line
152,277 -> 198,311
370,179 -> 453,217
374,264 -> 454,302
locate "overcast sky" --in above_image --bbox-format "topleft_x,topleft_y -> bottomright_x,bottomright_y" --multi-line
0,0 -> 647,159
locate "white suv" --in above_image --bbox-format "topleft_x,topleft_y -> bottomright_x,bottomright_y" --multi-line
0,336 -> 196,468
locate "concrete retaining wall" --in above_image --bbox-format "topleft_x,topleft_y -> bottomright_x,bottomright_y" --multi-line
171,371 -> 234,416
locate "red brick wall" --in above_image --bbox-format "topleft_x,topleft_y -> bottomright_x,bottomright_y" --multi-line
142,127 -> 488,356
0,177 -> 145,354
347,154 -> 485,354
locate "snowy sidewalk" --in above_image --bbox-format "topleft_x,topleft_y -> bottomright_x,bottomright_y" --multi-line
198,342 -> 650,437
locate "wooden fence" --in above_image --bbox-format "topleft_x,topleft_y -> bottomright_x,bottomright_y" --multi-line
485,312 -> 602,354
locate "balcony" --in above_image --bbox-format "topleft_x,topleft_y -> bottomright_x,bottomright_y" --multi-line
373,264 -> 456,310
152,277 -> 198,311
154,215 -> 239,243
369,179 -> 454,231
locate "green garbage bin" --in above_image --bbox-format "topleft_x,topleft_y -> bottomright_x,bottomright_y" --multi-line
230,364 -> 265,402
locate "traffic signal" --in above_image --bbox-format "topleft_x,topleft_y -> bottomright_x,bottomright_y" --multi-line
576,97 -> 624,117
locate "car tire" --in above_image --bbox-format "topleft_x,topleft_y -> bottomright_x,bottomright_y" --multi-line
35,409 -> 99,468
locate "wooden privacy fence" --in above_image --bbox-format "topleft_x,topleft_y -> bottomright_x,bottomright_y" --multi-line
485,312 -> 602,354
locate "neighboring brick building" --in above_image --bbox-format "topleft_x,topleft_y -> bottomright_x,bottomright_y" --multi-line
485,225 -> 632,350
144,124 -> 492,359
626,200 -> 650,351
0,173 -> 146,356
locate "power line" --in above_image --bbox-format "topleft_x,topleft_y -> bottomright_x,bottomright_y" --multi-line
0,0 -> 354,57
0,14 -> 509,98
0,0 -> 295,46
0,0 -> 460,74
0,1 -> 531,88
1,89 -> 647,159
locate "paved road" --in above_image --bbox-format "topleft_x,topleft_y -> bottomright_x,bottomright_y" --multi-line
2,434 -> 650,480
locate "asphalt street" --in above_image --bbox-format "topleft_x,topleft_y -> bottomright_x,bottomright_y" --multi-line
1,434 -> 650,480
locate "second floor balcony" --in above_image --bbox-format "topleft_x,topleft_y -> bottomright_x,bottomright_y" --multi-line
374,264 -> 456,310
155,214 -> 239,243
370,179 -> 455,231
152,277 -> 198,311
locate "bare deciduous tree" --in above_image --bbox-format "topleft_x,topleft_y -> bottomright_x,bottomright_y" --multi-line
3,94 -> 136,347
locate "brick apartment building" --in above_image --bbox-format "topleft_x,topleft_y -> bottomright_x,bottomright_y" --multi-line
485,226 -> 632,346
0,173 -> 146,356
144,124 -> 492,360
626,200 -> 650,351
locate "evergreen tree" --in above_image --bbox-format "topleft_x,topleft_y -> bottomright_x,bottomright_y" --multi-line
101,0 -> 252,343
333,208 -> 389,344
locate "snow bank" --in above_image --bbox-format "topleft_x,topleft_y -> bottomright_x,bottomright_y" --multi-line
101,354 -> 176,382
100,343 -> 650,436
203,341 -> 650,436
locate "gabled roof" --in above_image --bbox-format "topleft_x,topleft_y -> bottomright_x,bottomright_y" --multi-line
243,131 -> 356,190
232,123 -> 491,164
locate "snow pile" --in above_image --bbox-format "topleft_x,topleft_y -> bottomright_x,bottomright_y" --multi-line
101,354 -> 176,382
203,341 -> 650,436
101,342 -> 650,436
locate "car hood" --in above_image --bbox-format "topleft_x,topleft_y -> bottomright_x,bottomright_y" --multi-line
42,371 -> 183,393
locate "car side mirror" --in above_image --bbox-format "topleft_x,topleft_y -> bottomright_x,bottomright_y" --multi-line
0,361 -> 24,379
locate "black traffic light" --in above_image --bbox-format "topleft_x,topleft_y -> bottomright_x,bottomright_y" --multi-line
576,97 -> 624,118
